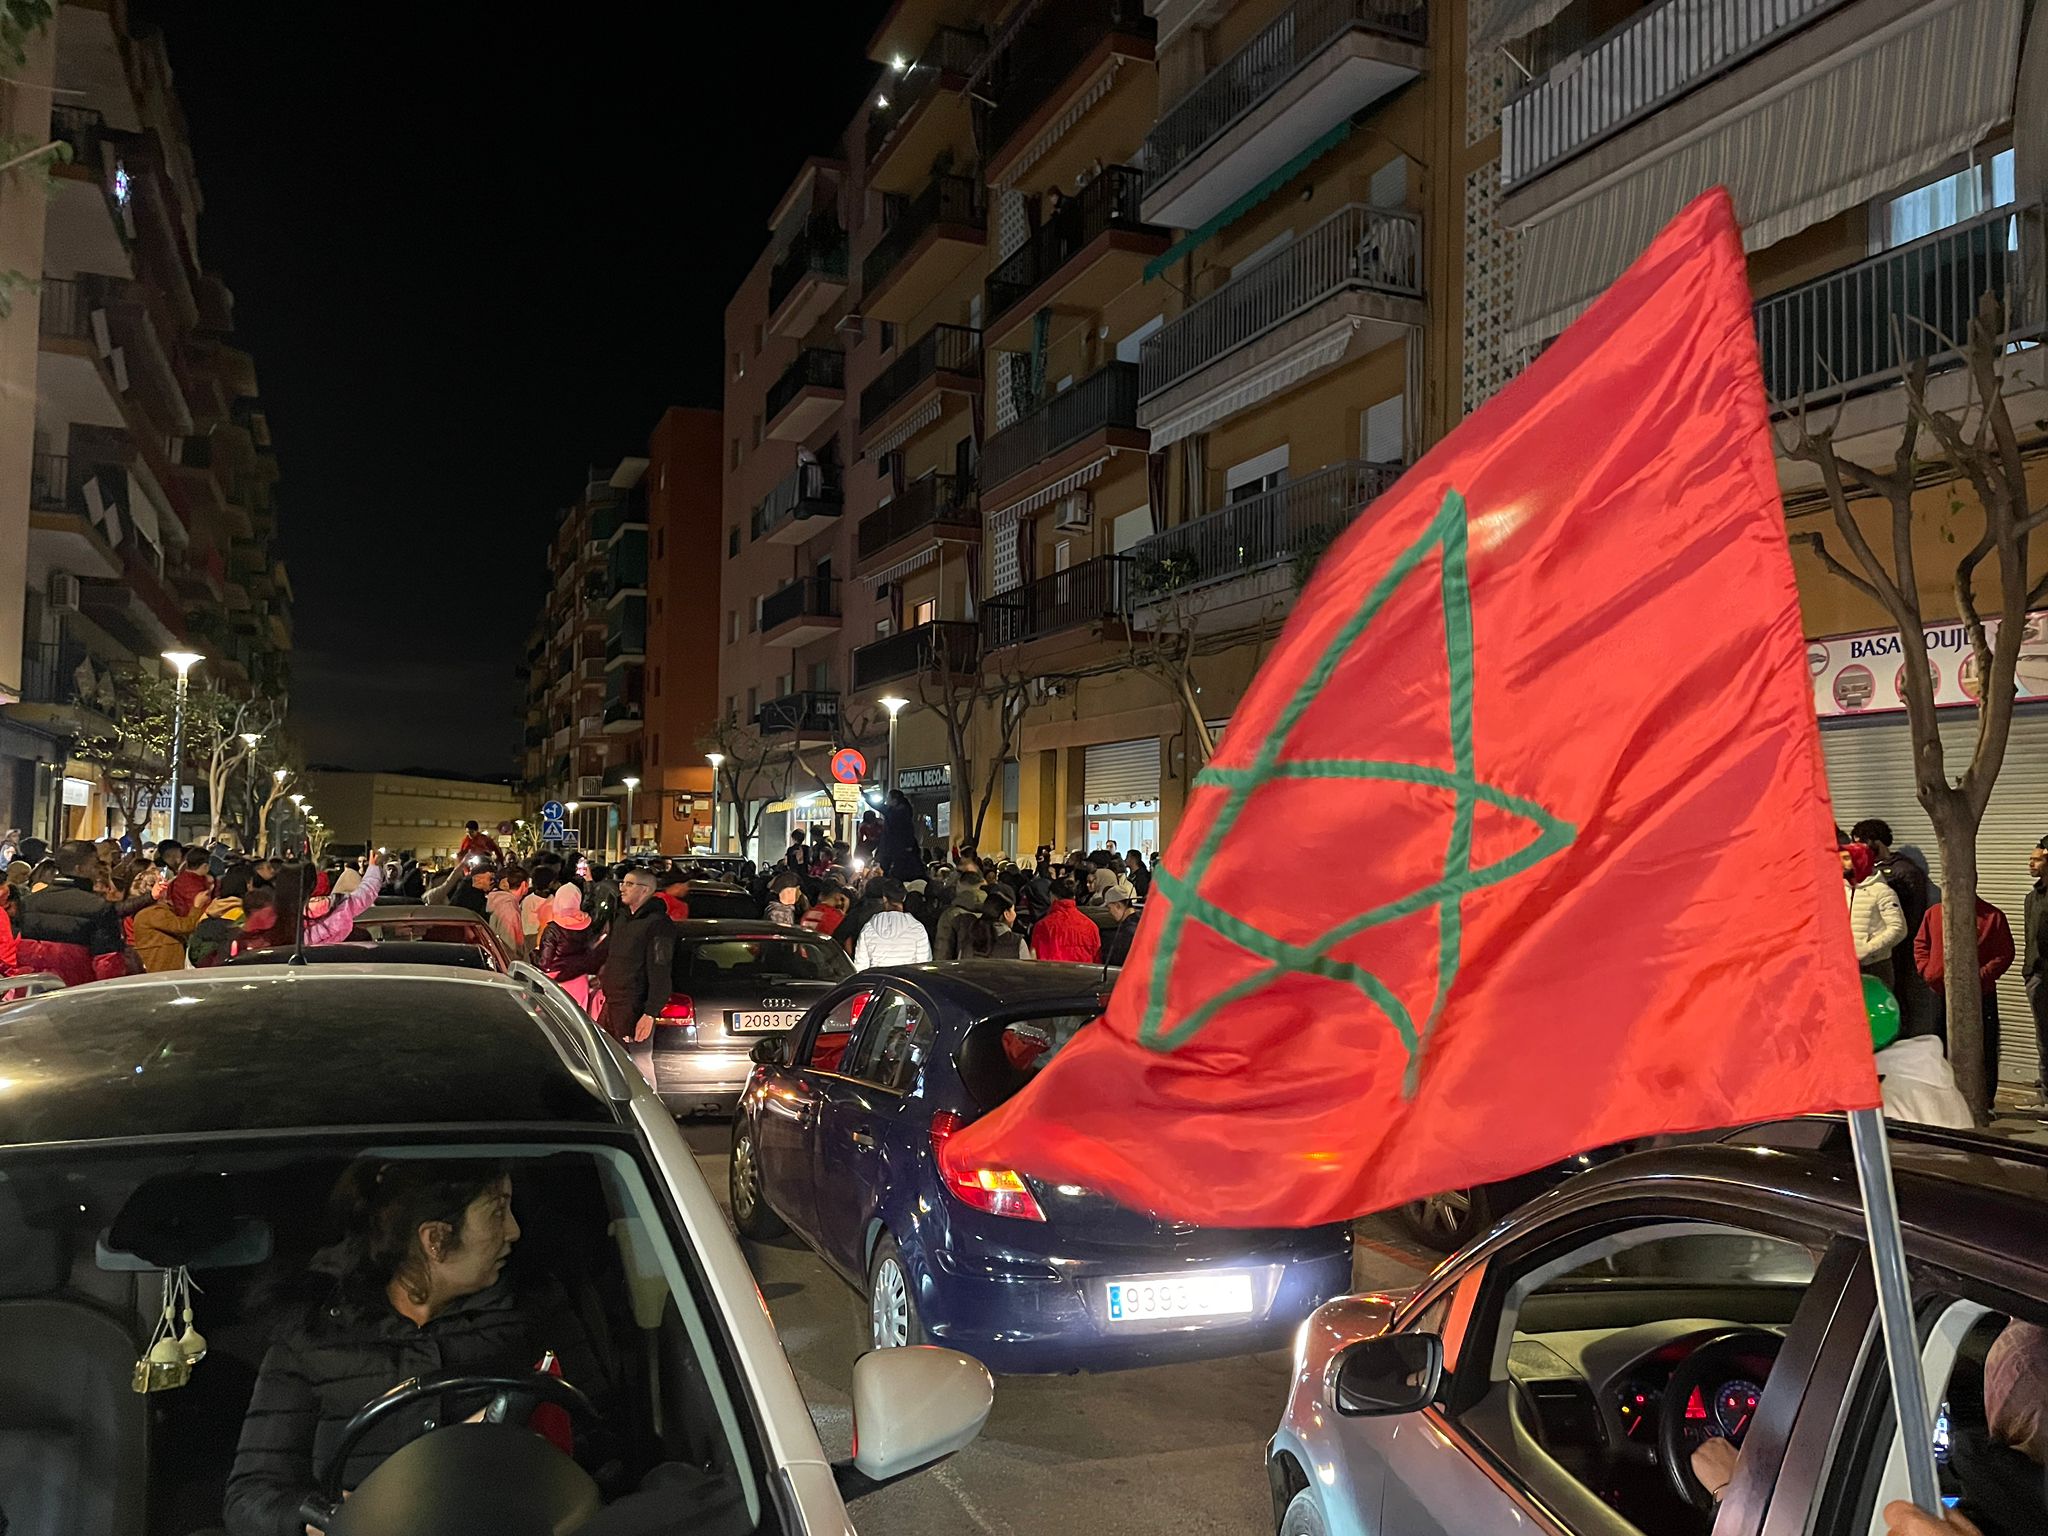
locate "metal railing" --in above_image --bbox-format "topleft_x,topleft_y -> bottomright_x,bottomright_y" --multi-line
860,323 -> 980,427
1139,203 -> 1420,398
867,24 -> 985,165
987,166 -> 1151,322
1127,460 -> 1401,598
753,460 -> 846,541
766,347 -> 846,425
987,0 -> 1153,154
857,473 -> 979,561
982,362 -> 1140,489
757,689 -> 840,736
1755,204 -> 2042,408
761,575 -> 841,632
1500,0 -> 1845,190
853,620 -> 982,691
982,555 -> 1131,649
863,174 -> 985,295
1144,0 -> 1426,193
19,639 -> 87,707
50,104 -> 104,167
29,451 -> 74,513
768,217 -> 849,318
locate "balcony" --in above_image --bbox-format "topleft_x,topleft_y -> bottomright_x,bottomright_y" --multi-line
856,471 -> 979,571
29,453 -> 122,580
756,689 -> 840,741
985,167 -> 1168,349
761,574 -> 843,646
862,174 -> 986,326
984,0 -> 1155,172
866,24 -> 984,196
768,217 -> 850,339
576,775 -> 605,799
1140,0 -> 1425,231
982,361 -> 1142,510
753,460 -> 847,545
577,713 -> 605,741
1129,460 -> 1400,602
1138,202 -> 1422,441
860,323 -> 980,439
851,619 -> 982,693
765,348 -> 845,443
600,762 -> 645,796
982,555 -> 1131,651
1500,0 -> 1844,194
603,695 -> 643,733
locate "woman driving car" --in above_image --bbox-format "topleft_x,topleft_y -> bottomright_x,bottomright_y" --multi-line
223,1160 -> 617,1536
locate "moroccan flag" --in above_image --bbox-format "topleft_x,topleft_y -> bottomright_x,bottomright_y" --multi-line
947,189 -> 1880,1229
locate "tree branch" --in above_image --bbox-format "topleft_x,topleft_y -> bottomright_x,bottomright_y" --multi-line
1788,530 -> 1883,607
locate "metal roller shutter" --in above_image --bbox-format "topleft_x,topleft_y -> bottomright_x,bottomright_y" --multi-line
1084,739 -> 1161,806
1820,704 -> 2048,1085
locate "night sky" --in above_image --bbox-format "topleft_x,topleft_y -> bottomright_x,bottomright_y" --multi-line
133,3 -> 884,777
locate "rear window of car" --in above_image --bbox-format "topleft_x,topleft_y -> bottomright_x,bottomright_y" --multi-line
955,1011 -> 1098,1111
360,921 -> 487,945
685,889 -> 760,919
679,937 -> 852,984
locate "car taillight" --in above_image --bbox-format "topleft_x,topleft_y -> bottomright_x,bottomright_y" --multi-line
929,1109 -> 1045,1221
658,997 -> 695,1023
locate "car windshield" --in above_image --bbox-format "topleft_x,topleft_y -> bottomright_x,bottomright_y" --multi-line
955,1011 -> 1098,1111
0,1136 -> 767,1534
684,890 -> 759,919
680,937 -> 852,985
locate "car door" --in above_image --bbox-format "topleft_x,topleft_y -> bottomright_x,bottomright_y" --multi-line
753,985 -> 872,1245
810,988 -> 935,1282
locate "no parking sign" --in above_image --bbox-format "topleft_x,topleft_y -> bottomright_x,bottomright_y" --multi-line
830,748 -> 867,784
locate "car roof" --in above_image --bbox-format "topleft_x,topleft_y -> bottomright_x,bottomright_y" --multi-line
0,969 -> 615,1147
866,959 -> 1114,1017
358,905 -> 486,923
682,879 -> 751,893
672,919 -> 822,939
226,942 -> 498,969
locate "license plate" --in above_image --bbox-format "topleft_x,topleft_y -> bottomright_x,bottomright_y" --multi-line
727,1011 -> 800,1033
1104,1273 -> 1255,1324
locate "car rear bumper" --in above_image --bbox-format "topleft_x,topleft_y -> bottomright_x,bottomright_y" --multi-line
651,1043 -> 752,1115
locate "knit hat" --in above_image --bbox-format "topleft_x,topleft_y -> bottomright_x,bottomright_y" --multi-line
550,882 -> 590,931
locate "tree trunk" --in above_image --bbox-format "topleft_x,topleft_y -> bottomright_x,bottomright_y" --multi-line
1929,805 -> 1989,1117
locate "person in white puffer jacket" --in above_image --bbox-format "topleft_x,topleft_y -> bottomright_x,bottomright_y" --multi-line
1843,841 -> 1906,977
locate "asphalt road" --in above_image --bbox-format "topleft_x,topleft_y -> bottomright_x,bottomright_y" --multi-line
680,1122 -> 1438,1536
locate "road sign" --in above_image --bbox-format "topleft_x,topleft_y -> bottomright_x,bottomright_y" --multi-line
541,800 -> 564,820
830,782 -> 863,814
541,818 -> 566,841
496,820 -> 514,835
830,748 -> 867,784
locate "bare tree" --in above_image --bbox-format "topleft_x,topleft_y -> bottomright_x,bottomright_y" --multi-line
71,667 -> 177,839
184,689 -> 285,840
920,628 -> 1043,851
1783,294 -> 2042,1118
702,714 -> 783,856
251,741 -> 300,856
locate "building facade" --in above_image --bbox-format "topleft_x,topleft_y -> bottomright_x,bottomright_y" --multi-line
642,407 -> 724,853
299,770 -> 521,861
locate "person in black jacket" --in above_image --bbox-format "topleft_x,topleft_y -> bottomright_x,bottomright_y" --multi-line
223,1160 -> 617,1536
17,838 -> 125,983
1101,879 -> 1141,968
594,868 -> 673,1044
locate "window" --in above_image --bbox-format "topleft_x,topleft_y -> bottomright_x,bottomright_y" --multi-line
840,991 -> 934,1092
1370,154 -> 1409,210
682,937 -> 853,985
913,597 -> 935,627
1111,503 -> 1152,553
1880,148 -> 2015,249
954,1011 -> 1098,1109
727,610 -> 738,644
1362,394 -> 1405,466
727,527 -> 739,558
745,686 -> 757,718
1226,444 -> 1290,503
804,988 -> 872,1073
879,320 -> 897,351
807,659 -> 830,691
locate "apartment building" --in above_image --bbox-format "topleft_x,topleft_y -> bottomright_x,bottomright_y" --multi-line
642,407 -> 723,854
0,0 -> 293,842
298,769 -> 521,862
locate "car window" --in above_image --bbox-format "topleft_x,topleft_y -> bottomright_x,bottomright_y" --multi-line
953,1010 -> 1099,1110
680,937 -> 851,984
804,988 -> 872,1073
684,889 -> 759,919
840,991 -> 934,1093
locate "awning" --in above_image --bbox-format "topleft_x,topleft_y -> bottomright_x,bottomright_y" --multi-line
1510,0 -> 2023,350
1142,317 -> 1358,449
1143,120 -> 1353,283
1468,0 -> 1575,56
988,453 -> 1108,519
862,395 -> 944,459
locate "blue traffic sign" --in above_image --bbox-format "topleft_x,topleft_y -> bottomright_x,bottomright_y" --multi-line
541,800 -> 564,820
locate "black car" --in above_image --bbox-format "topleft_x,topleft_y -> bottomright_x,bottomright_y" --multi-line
649,920 -> 853,1116
226,941 -> 502,971
677,881 -> 762,921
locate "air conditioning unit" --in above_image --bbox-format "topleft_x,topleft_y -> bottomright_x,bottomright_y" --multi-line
48,573 -> 81,613
1051,490 -> 1093,532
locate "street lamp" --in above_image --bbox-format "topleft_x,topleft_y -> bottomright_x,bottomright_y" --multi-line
705,753 -> 724,854
238,732 -> 261,849
622,776 -> 639,858
161,651 -> 203,844
879,696 -> 908,794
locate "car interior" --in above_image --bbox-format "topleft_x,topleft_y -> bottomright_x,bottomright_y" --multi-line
680,938 -> 851,986
0,1141 -> 766,1536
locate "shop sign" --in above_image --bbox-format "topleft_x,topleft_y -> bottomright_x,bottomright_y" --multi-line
1809,609 -> 2048,718
62,776 -> 91,806
143,785 -> 196,814
897,764 -> 951,794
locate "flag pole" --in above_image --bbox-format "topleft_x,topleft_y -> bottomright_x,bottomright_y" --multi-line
1847,1106 -> 1941,1514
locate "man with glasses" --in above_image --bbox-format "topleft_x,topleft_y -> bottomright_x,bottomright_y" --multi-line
596,867 -> 674,1044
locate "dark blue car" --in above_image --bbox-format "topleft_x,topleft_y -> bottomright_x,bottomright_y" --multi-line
729,960 -> 1354,1373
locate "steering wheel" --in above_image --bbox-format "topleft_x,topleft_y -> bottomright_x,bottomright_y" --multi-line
302,1369 -> 602,1536
1657,1329 -> 1780,1511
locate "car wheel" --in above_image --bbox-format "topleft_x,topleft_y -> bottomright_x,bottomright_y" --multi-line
867,1235 -> 924,1350
1397,1186 -> 1488,1252
1280,1488 -> 1327,1536
728,1120 -> 784,1239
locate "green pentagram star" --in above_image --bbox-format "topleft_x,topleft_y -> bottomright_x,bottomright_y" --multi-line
1138,488 -> 1577,1097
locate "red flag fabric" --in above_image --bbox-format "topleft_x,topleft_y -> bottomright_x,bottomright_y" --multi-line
947,189 -> 1879,1229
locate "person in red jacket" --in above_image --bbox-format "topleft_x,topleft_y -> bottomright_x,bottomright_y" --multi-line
458,820 -> 502,862
1916,895 -> 2016,1093
1031,877 -> 1101,964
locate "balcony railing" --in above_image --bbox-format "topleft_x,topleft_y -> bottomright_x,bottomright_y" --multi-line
1500,0 -> 1846,191
1143,0 -> 1426,195
769,217 -> 849,318
982,555 -> 1131,649
766,348 -> 846,424
19,639 -> 88,708
987,0 -> 1153,155
857,473 -> 979,562
29,451 -> 75,514
852,620 -> 983,691
761,574 -> 841,632
50,104 -> 105,167
860,323 -> 980,427
982,362 -> 1140,490
1139,203 -> 1420,398
1755,204 -> 2043,408
757,689 -> 840,737
753,460 -> 846,541
38,274 -> 114,341
987,166 -> 1152,323
577,713 -> 605,737
863,174 -> 985,295
867,25 -> 985,164
603,698 -> 643,729
1127,460 -> 1401,598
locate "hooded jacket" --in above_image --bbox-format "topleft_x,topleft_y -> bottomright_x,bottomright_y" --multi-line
1874,1036 -> 1974,1129
485,886 -> 529,956
933,880 -> 986,962
1843,847 -> 1906,969
133,899 -> 212,973
18,875 -> 125,986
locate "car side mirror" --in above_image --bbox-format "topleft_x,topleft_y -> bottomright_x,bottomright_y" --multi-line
750,1036 -> 788,1067
1331,1332 -> 1441,1416
833,1347 -> 993,1499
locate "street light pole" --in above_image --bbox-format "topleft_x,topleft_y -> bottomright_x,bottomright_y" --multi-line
705,753 -> 724,855
879,696 -> 907,794
269,767 -> 287,854
161,651 -> 203,845
622,776 -> 640,859
288,793 -> 304,859
239,732 -> 261,848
